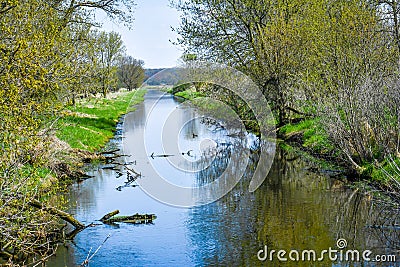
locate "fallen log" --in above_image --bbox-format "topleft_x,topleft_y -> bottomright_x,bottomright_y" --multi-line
100,210 -> 120,222
29,199 -> 85,230
104,154 -> 130,160
104,155 -> 123,160
105,214 -> 157,224
99,210 -> 156,224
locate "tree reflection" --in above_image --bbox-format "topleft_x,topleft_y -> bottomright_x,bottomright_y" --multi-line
187,146 -> 398,266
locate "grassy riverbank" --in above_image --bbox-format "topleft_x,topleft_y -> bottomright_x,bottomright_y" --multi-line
49,88 -> 147,184
280,119 -> 400,184
169,87 -> 400,188
57,88 -> 146,152
0,88 -> 147,264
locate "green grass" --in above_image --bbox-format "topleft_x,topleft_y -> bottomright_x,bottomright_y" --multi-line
175,89 -> 205,99
168,83 -> 191,95
362,157 -> 400,183
281,118 -> 400,185
280,119 -> 334,154
280,119 -> 314,135
56,88 -> 146,152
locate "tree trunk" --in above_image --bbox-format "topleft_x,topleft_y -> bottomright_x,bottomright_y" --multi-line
275,79 -> 287,127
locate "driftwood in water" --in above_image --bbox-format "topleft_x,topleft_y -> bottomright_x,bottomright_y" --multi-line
116,170 -> 141,191
104,155 -> 123,160
112,162 -> 140,176
100,210 -> 120,222
107,214 -> 156,224
102,166 -> 119,171
104,154 -> 130,161
66,226 -> 87,240
116,183 -> 138,191
100,210 -> 156,224
99,149 -> 119,155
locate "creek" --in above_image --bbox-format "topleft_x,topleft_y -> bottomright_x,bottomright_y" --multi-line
48,90 -> 399,266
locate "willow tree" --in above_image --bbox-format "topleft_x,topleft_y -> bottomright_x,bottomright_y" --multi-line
173,0 -> 315,126
62,26 -> 102,104
0,0 -> 136,263
302,0 -> 400,170
174,0 -> 400,173
96,31 -> 125,97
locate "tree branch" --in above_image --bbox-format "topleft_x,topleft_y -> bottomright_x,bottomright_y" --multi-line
29,199 -> 85,230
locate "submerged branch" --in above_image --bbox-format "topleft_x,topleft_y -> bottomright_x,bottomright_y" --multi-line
100,210 -> 120,222
99,210 -> 156,224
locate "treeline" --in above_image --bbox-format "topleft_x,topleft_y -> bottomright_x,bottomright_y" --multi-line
144,68 -> 180,85
173,0 -> 400,180
0,0 -> 141,264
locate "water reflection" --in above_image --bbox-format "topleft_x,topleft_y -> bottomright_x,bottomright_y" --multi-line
48,90 -> 398,266
188,147 -> 399,266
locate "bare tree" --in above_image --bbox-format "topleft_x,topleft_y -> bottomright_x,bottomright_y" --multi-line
118,55 -> 145,90
52,0 -> 136,29
375,0 -> 400,55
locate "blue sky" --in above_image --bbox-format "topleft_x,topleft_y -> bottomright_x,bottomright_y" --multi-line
97,0 -> 182,68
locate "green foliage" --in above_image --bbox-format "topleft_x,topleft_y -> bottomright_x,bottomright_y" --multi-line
0,0 -> 137,262
280,120 -> 314,136
168,83 -> 191,94
174,0 -> 400,179
364,157 -> 400,183
96,31 -> 125,97
175,90 -> 205,99
174,0 -> 325,125
0,164 -> 62,263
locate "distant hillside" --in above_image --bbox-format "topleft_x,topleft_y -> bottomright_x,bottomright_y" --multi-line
144,68 -> 180,85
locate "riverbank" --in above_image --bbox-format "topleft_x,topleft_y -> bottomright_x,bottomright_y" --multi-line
169,87 -> 400,201
57,88 -> 147,152
48,88 -> 399,266
0,88 -> 147,265
44,88 -> 146,184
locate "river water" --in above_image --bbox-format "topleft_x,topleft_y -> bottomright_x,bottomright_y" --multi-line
48,90 -> 399,266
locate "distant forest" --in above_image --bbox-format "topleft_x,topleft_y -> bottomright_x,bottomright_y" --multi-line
145,68 -> 180,85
